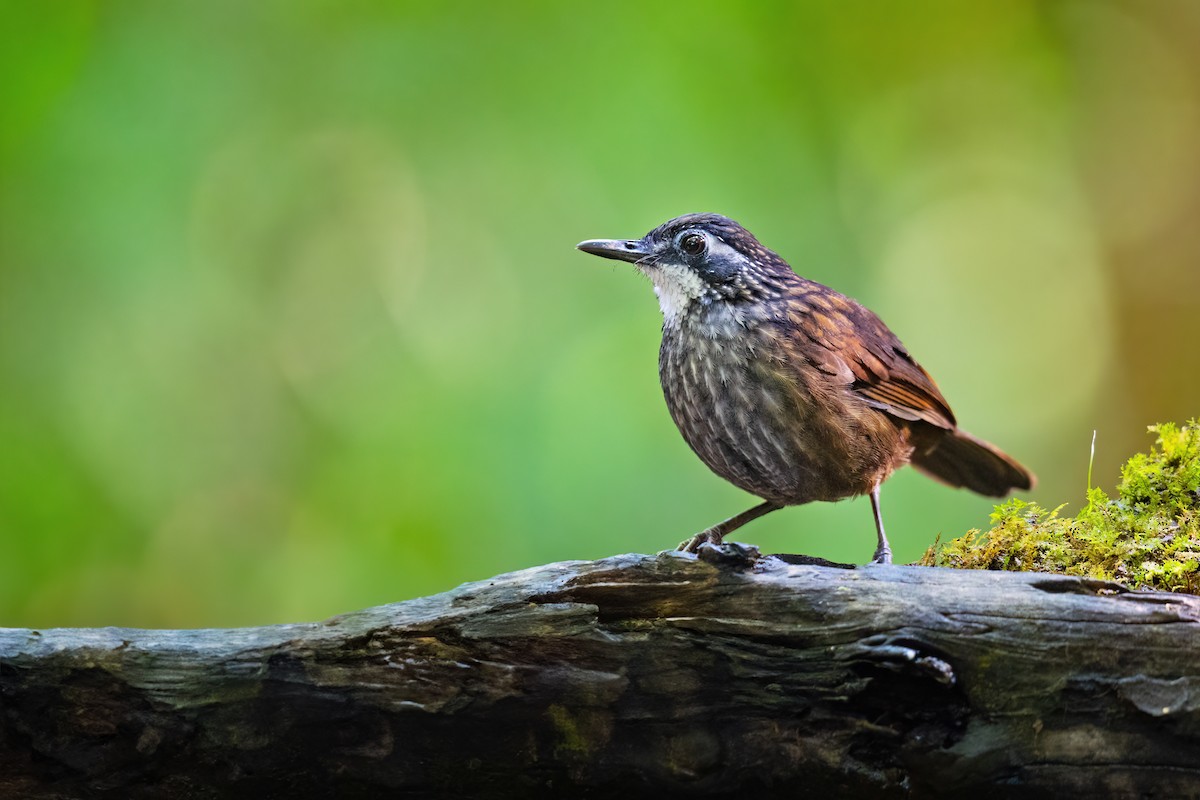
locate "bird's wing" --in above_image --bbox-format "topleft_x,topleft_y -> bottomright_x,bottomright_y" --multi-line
790,288 -> 957,431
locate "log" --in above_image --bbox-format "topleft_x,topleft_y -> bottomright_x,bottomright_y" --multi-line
3,545 -> 1200,799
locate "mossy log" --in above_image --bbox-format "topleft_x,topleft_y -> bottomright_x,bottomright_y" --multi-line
3,546 -> 1200,799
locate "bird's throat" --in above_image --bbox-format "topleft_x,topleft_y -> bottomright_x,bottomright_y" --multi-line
643,263 -> 706,325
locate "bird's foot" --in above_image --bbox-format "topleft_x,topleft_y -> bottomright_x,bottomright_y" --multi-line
677,528 -> 724,553
870,544 -> 893,565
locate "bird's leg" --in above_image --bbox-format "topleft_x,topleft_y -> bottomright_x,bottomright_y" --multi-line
678,501 -> 782,553
869,483 -> 892,564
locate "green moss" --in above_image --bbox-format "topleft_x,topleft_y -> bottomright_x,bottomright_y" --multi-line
919,421 -> 1200,593
546,704 -> 593,756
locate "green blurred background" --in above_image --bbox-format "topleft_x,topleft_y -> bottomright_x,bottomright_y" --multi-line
2,1 -> 1198,628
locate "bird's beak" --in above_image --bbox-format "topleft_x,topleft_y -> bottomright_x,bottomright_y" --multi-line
576,238 -> 651,264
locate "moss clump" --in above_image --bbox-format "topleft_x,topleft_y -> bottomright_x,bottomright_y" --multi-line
919,421 -> 1200,593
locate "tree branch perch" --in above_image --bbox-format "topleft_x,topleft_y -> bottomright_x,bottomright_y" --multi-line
3,547 -> 1200,798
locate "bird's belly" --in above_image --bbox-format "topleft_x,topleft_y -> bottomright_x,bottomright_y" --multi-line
659,331 -> 898,505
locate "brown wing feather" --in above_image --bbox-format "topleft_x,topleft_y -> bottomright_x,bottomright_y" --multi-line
793,285 -> 956,430
854,361 -> 955,430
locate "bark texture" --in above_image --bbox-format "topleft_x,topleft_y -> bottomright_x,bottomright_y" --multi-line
3,546 -> 1200,799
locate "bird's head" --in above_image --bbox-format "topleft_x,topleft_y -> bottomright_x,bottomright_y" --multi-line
576,213 -> 787,322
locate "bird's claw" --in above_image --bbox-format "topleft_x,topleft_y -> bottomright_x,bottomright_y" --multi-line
677,529 -> 723,553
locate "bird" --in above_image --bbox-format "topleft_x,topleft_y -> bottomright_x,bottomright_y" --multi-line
576,213 -> 1034,564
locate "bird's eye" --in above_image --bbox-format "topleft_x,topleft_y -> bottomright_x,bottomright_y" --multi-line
679,232 -> 707,256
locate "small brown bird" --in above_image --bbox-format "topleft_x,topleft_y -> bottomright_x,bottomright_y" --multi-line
577,213 -> 1034,564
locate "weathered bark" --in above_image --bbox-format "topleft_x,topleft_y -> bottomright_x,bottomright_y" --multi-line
2,546 -> 1199,799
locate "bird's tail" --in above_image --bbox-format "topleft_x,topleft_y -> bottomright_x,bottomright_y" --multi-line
912,428 -> 1036,497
